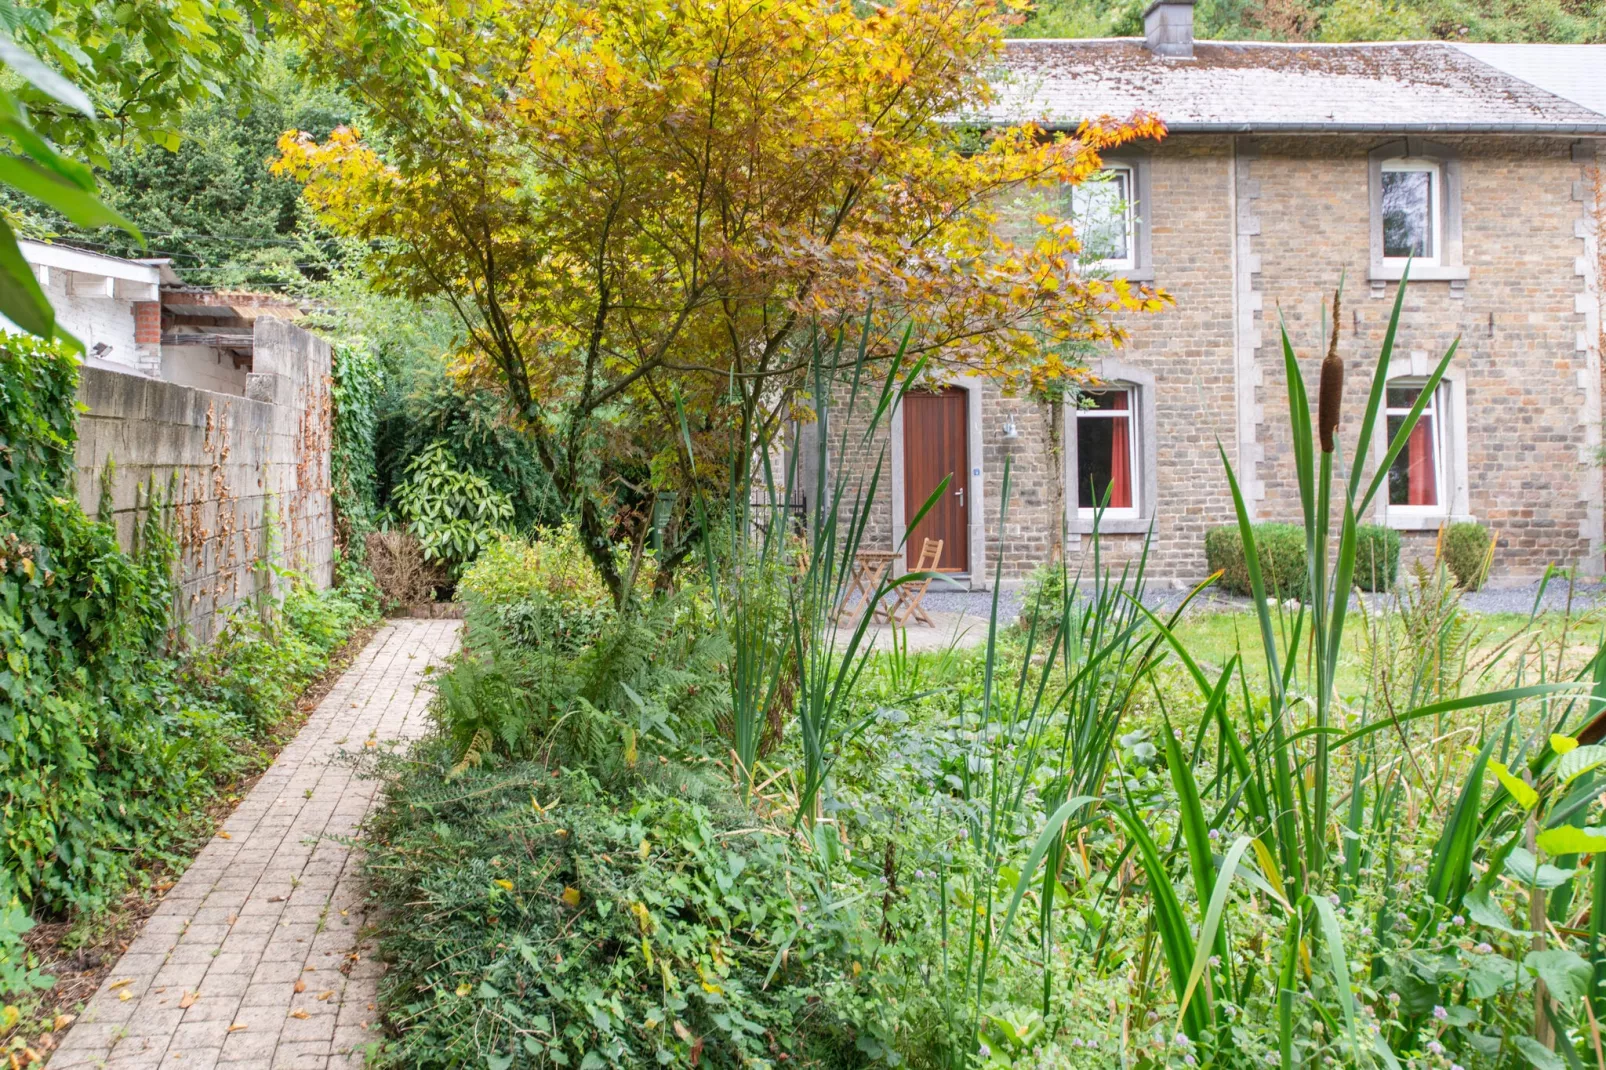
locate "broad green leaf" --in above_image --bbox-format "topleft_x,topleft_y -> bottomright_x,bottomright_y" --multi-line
0,38 -> 94,116
1515,1036 -> 1566,1070
1523,948 -> 1592,1005
1536,825 -> 1606,856
1489,760 -> 1538,809
0,156 -> 136,231
0,220 -> 52,338
1465,886 -> 1528,936
1558,744 -> 1606,785
1505,847 -> 1576,890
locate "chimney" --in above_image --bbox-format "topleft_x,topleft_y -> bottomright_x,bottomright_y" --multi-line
1144,0 -> 1195,58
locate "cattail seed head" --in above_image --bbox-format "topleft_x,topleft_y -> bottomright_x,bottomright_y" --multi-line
1317,289 -> 1343,452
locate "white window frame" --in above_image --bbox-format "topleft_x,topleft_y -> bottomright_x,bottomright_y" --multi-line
1381,379 -> 1445,518
1379,158 -> 1442,269
1073,385 -> 1141,521
1371,354 -> 1471,531
1072,164 -> 1137,273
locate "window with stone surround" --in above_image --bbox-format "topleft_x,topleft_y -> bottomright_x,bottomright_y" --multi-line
1372,363 -> 1470,530
1369,140 -> 1467,290
1075,388 -> 1140,518
1380,159 -> 1440,265
1069,164 -> 1136,271
1064,360 -> 1158,534
1384,381 -> 1443,510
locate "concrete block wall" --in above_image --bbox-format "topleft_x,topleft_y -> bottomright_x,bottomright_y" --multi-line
74,317 -> 334,643
832,133 -> 1606,587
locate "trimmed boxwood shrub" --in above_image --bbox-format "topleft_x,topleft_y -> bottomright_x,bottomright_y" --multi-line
1206,522 -> 1402,598
1441,521 -> 1493,590
1354,524 -> 1401,592
1205,523 -> 1307,599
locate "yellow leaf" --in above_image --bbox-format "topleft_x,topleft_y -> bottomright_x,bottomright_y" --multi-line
455,983 -> 472,997
638,839 -> 651,860
561,886 -> 581,908
179,990 -> 198,1009
493,879 -> 513,891
227,1023 -> 248,1033
1552,734 -> 1580,756
289,1008 -> 310,1019
118,990 -> 132,1002
1489,760 -> 1539,810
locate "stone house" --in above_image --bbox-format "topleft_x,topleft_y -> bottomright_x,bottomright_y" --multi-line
837,3 -> 1606,590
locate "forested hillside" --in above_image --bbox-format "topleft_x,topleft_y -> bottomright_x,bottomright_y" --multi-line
1015,0 -> 1605,43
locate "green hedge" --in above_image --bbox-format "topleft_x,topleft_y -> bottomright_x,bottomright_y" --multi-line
1205,522 -> 1401,597
1441,522 -> 1493,590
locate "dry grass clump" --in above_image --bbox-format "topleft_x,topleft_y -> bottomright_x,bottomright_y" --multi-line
366,529 -> 444,608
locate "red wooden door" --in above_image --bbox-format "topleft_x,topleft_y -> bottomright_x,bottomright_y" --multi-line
902,389 -> 968,572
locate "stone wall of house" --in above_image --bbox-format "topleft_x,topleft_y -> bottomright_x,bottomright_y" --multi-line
831,133 -> 1605,587
73,317 -> 334,643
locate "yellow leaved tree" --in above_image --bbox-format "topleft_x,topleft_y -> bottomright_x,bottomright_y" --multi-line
275,0 -> 1168,603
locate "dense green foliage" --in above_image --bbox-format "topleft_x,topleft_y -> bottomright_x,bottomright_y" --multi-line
1014,0 -> 1606,43
1205,521 -> 1309,597
1206,521 -> 1401,596
365,754 -> 862,1069
19,43 -> 352,291
1354,522 -> 1401,592
331,342 -> 386,558
1442,520 -> 1495,590
0,335 -> 376,916
394,443 -> 517,574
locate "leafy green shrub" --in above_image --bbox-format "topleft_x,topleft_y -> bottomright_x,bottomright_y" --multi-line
1440,521 -> 1493,590
363,751 -> 862,1070
392,441 -> 515,573
330,342 -> 386,558
1018,560 -> 1069,630
458,528 -> 613,655
1204,522 -> 1307,599
1353,523 -> 1400,592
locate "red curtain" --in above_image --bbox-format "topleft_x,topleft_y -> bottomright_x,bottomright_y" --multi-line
1406,419 -> 1436,506
1108,393 -> 1133,509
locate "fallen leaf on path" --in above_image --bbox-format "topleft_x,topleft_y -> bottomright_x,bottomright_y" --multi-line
218,831 -> 231,840
118,991 -> 131,1002
293,980 -> 306,993
107,978 -> 133,990
289,1009 -> 310,1019
228,1023 -> 247,1033
178,991 -> 198,1009
317,991 -> 333,1001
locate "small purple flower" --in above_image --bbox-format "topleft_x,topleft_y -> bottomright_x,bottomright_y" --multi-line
1475,942 -> 1493,954
1452,914 -> 1465,926
978,1043 -> 991,1059
1432,1005 -> 1448,1022
1428,1040 -> 1444,1055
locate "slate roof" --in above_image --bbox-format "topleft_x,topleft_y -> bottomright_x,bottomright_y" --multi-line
1452,43 -> 1606,117
984,39 -> 1606,133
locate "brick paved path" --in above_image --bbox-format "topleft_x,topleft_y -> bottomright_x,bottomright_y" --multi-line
49,620 -> 462,1070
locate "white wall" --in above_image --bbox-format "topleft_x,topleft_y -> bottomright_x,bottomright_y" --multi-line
162,345 -> 249,395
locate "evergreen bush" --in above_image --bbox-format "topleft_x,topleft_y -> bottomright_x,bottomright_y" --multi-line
1204,523 -> 1308,599
1441,521 -> 1493,590
1353,524 -> 1401,592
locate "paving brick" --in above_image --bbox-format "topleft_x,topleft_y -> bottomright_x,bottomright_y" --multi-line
49,622 -> 459,1070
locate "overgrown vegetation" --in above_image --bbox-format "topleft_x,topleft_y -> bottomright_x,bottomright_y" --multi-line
0,336 -> 377,1029
361,287 -> 1606,1070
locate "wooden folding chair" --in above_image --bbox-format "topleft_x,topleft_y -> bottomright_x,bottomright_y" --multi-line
889,538 -> 943,627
